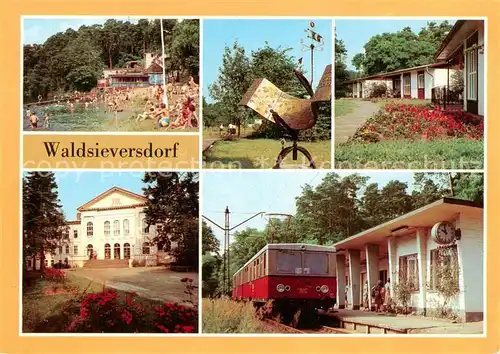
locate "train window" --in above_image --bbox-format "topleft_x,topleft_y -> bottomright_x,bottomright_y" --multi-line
303,253 -> 328,275
276,251 -> 301,274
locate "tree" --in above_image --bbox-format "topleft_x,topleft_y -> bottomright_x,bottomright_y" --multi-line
170,19 -> 200,79
142,172 -> 199,268
23,172 -> 66,272
378,180 -> 413,221
334,36 -> 350,98
202,221 -> 220,254
350,21 -> 453,76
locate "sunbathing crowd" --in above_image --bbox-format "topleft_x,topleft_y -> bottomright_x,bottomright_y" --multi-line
25,76 -> 199,131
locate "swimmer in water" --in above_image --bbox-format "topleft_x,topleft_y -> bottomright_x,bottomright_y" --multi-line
85,102 -> 89,110
29,112 -> 39,129
43,112 -> 50,128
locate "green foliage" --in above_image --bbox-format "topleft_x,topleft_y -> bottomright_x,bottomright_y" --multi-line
335,35 -> 350,98
202,297 -> 265,333
393,278 -> 413,314
142,172 -> 199,268
202,221 -> 220,254
350,21 -> 453,76
207,41 -> 325,138
23,172 -> 67,272
23,18 -> 200,101
202,254 -> 222,297
335,139 -> 484,170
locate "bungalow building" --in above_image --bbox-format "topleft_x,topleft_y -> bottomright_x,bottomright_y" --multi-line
334,198 -> 483,323
346,63 -> 451,100
434,20 -> 485,116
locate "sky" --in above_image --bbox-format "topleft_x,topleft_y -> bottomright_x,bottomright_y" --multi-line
203,19 -> 333,103
202,171 -> 416,250
48,171 -> 146,220
23,17 -> 140,45
335,19 -> 457,71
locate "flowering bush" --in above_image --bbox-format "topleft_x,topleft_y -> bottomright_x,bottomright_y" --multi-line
350,104 -> 483,143
66,279 -> 198,333
42,267 -> 66,282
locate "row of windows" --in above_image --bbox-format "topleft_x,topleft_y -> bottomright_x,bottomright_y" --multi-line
85,219 -> 150,237
86,242 -> 151,256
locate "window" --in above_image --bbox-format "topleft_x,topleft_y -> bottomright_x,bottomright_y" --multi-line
58,246 -> 63,254
104,221 -> 110,236
113,220 -> 120,236
303,253 -> 328,275
50,259 -> 54,266
142,242 -> 150,255
276,251 -> 301,274
123,219 -> 130,235
44,259 -> 48,266
74,230 -> 78,238
403,75 -> 411,96
398,254 -> 419,291
65,245 -> 69,254
417,74 -> 425,89
142,219 -> 150,234
86,222 -> 93,237
466,48 -> 478,100
124,243 -> 131,259
74,246 -> 78,255
430,245 -> 459,291
87,244 -> 93,257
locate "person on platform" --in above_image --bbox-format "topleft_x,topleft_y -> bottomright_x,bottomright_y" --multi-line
383,278 -> 392,312
371,280 -> 384,313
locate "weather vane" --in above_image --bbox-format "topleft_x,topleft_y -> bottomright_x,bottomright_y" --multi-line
299,21 -> 324,87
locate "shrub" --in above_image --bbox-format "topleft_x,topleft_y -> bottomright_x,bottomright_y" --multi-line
42,268 -> 66,283
202,297 -> 265,333
369,83 -> 387,98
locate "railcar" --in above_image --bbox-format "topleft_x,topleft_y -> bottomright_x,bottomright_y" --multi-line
232,243 -> 336,327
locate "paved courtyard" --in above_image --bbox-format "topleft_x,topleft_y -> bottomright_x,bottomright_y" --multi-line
335,100 -> 378,143
69,267 -> 198,305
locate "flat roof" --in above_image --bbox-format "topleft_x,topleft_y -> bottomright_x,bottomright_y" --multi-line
344,63 -> 447,84
435,20 -> 483,61
333,198 -> 482,250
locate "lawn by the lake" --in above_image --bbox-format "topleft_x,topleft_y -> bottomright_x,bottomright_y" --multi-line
203,139 -> 331,169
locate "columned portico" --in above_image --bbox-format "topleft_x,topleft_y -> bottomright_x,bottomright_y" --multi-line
365,243 -> 379,309
348,249 -> 361,309
336,254 -> 346,309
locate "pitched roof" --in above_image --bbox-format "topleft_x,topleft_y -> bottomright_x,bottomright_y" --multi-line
77,186 -> 147,212
146,62 -> 163,74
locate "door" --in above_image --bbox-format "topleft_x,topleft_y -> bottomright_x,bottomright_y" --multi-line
114,243 -> 120,259
393,78 -> 401,98
124,243 -> 131,259
104,243 -> 111,259
417,71 -> 425,99
403,74 -> 411,98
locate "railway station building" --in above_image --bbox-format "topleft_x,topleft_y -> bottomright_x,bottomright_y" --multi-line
333,198 -> 483,322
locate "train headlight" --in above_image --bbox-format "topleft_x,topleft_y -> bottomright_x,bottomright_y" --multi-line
320,285 -> 329,293
276,284 -> 285,293
284,285 -> 291,292
315,286 -> 321,292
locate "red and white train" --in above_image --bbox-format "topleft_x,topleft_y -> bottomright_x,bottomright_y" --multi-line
232,243 -> 337,327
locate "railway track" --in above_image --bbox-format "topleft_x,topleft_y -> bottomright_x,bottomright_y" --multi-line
262,319 -> 353,334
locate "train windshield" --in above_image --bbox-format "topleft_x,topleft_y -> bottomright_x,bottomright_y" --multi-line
276,251 -> 301,274
303,253 -> 328,275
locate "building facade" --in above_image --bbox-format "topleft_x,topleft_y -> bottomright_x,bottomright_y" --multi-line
28,187 -> 167,269
334,198 -> 483,322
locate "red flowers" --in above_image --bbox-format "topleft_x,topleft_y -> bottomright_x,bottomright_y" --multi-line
351,103 -> 483,143
66,279 -> 198,333
42,267 -> 66,282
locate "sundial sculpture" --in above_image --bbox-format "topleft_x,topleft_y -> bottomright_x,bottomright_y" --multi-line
238,64 -> 331,169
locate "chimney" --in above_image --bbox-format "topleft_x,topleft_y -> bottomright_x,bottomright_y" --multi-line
145,53 -> 153,69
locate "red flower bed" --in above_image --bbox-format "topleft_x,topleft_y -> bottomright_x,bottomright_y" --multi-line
66,280 -> 198,333
42,267 -> 66,282
350,104 -> 483,143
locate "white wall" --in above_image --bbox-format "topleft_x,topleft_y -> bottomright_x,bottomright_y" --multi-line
478,26 -> 485,116
410,72 -> 418,99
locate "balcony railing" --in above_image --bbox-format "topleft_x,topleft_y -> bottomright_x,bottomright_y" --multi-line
431,86 -> 463,111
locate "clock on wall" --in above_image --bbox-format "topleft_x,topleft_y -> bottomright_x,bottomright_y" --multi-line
431,221 -> 456,245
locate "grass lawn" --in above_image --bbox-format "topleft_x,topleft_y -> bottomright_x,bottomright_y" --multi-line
335,99 -> 358,117
334,138 -> 484,169
22,270 -> 163,333
375,98 -> 430,109
202,297 -> 266,333
203,139 -> 331,169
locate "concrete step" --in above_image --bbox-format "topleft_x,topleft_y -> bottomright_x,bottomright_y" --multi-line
84,259 -> 129,269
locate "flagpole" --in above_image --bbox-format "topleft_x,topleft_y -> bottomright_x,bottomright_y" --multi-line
160,20 -> 168,107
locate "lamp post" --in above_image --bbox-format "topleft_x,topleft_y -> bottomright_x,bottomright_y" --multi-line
203,208 -> 265,295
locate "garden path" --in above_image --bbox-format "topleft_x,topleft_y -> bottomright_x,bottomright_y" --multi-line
335,100 -> 378,144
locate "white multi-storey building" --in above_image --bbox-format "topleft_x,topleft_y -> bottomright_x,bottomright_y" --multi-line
28,186 -> 168,269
